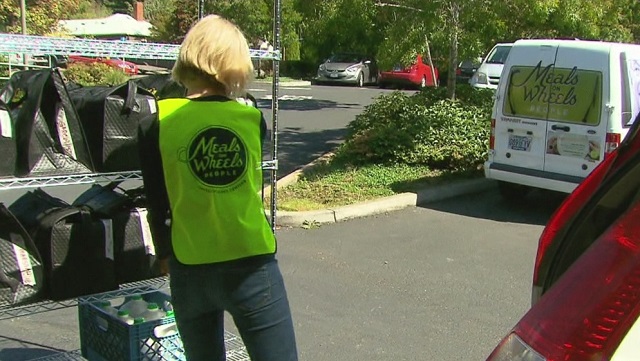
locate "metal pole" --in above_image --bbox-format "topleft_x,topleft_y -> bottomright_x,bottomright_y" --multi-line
269,0 -> 282,232
19,0 -> 27,35
198,0 -> 205,19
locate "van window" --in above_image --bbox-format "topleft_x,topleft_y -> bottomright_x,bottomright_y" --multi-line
503,61 -> 603,125
485,46 -> 512,65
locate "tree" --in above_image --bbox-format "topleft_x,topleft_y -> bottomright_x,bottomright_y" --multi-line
0,0 -> 81,35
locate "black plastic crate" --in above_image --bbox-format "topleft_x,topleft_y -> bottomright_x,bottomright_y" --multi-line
78,290 -> 184,361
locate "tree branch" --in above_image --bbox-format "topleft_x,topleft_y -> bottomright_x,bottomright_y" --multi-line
374,2 -> 424,13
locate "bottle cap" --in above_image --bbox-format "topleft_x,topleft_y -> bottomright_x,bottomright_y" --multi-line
147,302 -> 159,310
134,317 -> 145,324
131,295 -> 143,300
117,310 -> 130,316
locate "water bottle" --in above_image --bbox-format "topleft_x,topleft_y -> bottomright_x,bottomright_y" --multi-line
97,300 -> 118,317
119,295 -> 148,319
117,310 -> 135,325
161,300 -> 173,313
142,303 -> 166,322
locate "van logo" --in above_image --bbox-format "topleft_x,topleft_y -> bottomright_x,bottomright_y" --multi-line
505,61 -> 602,125
178,126 -> 247,188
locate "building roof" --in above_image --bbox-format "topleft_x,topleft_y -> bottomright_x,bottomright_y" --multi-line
58,14 -> 153,37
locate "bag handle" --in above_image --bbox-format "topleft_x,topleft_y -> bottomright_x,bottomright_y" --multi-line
123,80 -> 138,114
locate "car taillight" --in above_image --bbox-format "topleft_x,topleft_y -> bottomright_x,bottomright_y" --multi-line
605,132 -> 621,156
489,119 -> 496,150
489,201 -> 640,361
456,68 -> 462,75
532,148 -> 618,292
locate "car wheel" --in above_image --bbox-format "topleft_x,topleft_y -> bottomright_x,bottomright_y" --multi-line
357,72 -> 364,87
420,76 -> 427,88
497,181 -> 532,201
379,82 -> 387,89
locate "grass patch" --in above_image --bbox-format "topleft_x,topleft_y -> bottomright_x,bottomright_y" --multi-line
265,161 -> 481,211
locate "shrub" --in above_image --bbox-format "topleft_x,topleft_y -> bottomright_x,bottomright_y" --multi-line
335,85 -> 495,171
63,63 -> 130,86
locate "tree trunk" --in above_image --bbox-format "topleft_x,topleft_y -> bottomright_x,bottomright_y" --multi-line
447,2 -> 460,99
425,34 -> 438,87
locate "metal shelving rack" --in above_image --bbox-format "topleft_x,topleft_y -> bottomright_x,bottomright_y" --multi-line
0,0 -> 284,357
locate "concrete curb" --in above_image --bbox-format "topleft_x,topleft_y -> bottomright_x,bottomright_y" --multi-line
271,178 -> 496,228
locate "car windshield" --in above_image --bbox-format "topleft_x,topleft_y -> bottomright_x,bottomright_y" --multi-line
328,54 -> 362,63
485,46 -> 512,64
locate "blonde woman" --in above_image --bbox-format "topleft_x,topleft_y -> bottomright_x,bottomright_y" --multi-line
138,15 -> 298,361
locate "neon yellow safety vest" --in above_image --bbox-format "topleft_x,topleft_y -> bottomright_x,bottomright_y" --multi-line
157,98 -> 275,265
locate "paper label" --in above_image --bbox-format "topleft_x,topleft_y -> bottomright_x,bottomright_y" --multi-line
147,98 -> 157,114
101,219 -> 114,261
11,234 -> 36,286
56,105 -> 77,158
135,208 -> 156,256
0,109 -> 11,138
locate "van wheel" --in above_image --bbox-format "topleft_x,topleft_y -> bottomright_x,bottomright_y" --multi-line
498,181 -> 531,201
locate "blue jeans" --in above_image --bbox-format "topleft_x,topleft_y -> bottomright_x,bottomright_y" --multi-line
169,256 -> 298,361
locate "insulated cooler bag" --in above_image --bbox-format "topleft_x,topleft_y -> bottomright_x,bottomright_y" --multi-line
32,207 -> 118,300
8,188 -> 70,234
0,100 -> 16,177
0,69 -> 94,177
73,184 -> 159,284
0,204 -> 44,307
68,81 -> 158,172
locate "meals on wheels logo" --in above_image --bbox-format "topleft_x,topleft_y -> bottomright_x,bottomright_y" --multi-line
179,126 -> 247,188
504,61 -> 602,125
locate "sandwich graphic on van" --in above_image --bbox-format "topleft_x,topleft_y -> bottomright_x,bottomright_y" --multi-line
485,39 -> 640,198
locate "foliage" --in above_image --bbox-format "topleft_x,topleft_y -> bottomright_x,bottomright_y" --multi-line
0,0 -> 81,35
70,0 -> 112,19
63,63 -> 130,86
336,85 -> 494,171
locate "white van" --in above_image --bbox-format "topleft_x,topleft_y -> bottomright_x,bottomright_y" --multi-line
469,43 -> 514,89
485,39 -> 640,198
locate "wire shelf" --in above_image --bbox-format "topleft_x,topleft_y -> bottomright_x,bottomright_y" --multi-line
0,172 -> 143,191
0,277 -> 169,321
0,34 -> 281,61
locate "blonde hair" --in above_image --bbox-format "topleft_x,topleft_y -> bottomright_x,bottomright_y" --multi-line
172,15 -> 254,97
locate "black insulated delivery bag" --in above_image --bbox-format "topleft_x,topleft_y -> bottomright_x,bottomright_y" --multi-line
0,100 -> 17,177
0,204 -> 44,308
68,80 -> 158,172
73,183 -> 159,284
32,207 -> 118,300
132,73 -> 186,100
0,69 -> 94,177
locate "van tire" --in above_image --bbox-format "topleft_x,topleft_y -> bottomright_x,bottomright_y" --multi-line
498,181 -> 531,201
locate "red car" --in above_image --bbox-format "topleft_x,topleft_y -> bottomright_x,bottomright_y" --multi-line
68,55 -> 139,75
378,55 -> 438,89
485,112 -> 640,360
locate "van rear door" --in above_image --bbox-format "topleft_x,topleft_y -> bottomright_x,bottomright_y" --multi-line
494,44 -> 558,171
543,46 -> 608,178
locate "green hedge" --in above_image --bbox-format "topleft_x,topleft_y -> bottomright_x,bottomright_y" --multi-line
335,85 -> 495,171
63,63 -> 130,86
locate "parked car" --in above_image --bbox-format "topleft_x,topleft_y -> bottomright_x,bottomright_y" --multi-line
469,43 -> 513,89
315,53 -> 378,87
485,112 -> 640,360
68,55 -> 139,75
456,58 -> 481,84
378,54 -> 438,89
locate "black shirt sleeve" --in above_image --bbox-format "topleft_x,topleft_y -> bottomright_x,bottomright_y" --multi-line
137,113 -> 173,259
